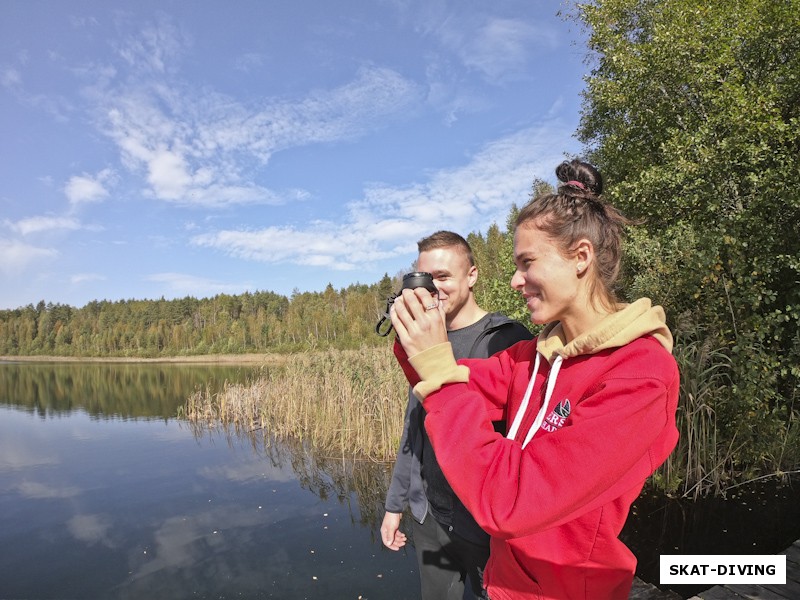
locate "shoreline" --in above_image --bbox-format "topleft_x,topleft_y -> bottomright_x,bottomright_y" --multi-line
0,353 -> 282,365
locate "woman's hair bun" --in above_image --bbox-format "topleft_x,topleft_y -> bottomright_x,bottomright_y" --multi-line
556,159 -> 603,196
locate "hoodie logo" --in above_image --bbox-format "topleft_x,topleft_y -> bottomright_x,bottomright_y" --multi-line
542,399 -> 571,433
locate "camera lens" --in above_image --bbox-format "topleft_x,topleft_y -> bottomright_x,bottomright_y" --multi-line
401,272 -> 437,294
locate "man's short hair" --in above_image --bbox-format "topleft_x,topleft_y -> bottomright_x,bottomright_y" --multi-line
417,230 -> 475,267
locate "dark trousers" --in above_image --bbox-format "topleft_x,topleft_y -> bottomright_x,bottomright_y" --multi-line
412,515 -> 490,600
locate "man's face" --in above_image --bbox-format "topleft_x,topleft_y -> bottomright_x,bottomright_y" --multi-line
416,247 -> 476,321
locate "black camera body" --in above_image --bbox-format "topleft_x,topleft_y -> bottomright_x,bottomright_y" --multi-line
375,271 -> 438,336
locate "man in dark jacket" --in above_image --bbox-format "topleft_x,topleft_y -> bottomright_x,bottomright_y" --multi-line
381,230 -> 532,599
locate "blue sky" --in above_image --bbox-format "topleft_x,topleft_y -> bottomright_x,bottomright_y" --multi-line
1,0 -> 589,310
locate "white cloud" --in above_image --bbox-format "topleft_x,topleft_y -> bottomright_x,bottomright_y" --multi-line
145,148 -> 192,200
0,238 -> 58,275
192,120 -> 576,270
69,15 -> 100,29
192,226 -> 377,271
7,216 -> 83,235
64,168 -> 115,205
132,506 -> 271,581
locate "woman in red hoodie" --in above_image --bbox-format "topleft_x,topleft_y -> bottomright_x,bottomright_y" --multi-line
389,159 -> 679,600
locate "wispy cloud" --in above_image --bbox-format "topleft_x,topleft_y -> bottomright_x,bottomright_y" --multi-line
115,17 -> 189,75
0,238 -> 58,275
0,62 -> 73,121
199,460 -> 296,484
1,66 -> 22,88
71,273 -> 106,285
192,120 -> 575,270
146,272 -> 252,297
400,8 -> 561,123
0,434 -> 60,470
90,19 -> 424,208
14,481 -> 81,499
233,52 -> 265,73
5,216 -> 83,236
97,66 -> 422,207
453,17 -> 555,82
397,4 -> 558,84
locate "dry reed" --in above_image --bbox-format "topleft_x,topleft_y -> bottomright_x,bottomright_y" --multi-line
180,345 -> 407,461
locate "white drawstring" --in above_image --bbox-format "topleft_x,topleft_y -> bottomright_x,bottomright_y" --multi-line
506,354 -> 564,449
506,353 -> 540,443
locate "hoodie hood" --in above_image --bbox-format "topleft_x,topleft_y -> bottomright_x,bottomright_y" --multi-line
507,298 -> 673,449
535,298 -> 673,364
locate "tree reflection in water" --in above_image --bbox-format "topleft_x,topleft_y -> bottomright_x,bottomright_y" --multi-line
185,419 -> 398,537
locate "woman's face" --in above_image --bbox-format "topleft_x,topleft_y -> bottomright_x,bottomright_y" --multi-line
511,224 -> 580,326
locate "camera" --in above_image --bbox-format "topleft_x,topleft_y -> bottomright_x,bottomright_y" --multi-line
375,271 -> 439,336
400,271 -> 437,294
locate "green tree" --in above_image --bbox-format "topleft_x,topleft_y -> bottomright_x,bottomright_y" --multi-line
575,0 -> 800,492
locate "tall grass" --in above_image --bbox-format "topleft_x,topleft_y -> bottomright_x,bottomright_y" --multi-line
654,334 -> 735,498
656,328 -> 800,499
180,345 -> 407,461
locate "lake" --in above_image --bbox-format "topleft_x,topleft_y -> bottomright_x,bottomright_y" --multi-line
2,361 -> 799,600
0,361 -> 419,600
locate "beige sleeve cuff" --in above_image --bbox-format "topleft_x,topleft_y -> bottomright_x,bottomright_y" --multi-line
408,342 -> 470,400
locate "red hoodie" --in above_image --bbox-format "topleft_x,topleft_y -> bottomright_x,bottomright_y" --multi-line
395,299 -> 680,599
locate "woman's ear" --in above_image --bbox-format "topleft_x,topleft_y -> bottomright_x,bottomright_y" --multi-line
574,239 -> 593,275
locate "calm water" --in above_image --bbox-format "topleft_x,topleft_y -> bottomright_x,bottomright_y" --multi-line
2,362 -> 799,600
0,362 -> 418,600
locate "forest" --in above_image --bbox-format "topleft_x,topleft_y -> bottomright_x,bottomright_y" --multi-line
0,279 -> 399,356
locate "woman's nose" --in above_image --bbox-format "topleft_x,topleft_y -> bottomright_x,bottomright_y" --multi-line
510,269 -> 524,290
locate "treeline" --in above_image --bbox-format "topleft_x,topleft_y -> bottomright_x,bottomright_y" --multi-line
0,281 -> 404,357
0,222 -> 529,358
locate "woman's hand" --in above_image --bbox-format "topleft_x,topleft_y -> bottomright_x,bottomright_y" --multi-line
390,287 -> 447,356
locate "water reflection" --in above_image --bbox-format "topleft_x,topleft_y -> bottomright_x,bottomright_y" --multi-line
0,361 -> 259,418
0,362 -> 419,600
188,422 -> 396,533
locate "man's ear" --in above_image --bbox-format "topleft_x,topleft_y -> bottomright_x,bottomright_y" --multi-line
468,265 -> 478,288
